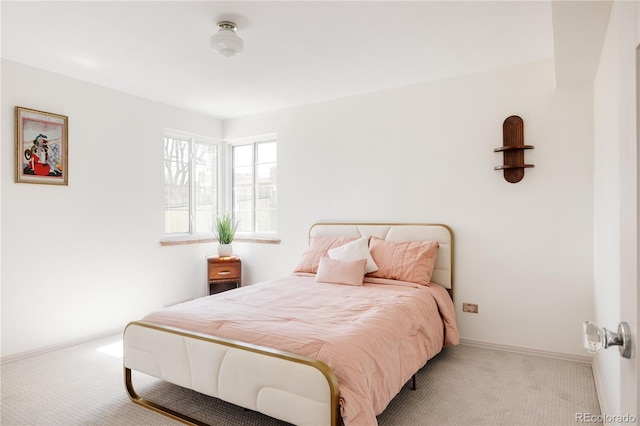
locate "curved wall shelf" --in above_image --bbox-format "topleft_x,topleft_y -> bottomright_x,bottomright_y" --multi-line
494,115 -> 534,183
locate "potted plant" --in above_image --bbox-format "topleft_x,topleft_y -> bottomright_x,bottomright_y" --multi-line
214,213 -> 238,257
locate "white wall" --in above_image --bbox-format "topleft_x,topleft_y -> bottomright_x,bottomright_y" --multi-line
1,58 -> 595,359
1,60 -> 223,357
593,0 -> 639,418
226,59 -> 594,357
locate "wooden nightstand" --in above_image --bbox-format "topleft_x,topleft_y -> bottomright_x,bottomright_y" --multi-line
207,256 -> 241,295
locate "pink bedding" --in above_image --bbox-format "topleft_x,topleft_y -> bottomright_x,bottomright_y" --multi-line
143,274 -> 459,425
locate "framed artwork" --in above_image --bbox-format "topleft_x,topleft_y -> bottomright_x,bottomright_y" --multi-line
15,106 -> 68,185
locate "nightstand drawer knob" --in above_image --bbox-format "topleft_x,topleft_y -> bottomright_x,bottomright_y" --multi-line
218,271 -> 231,275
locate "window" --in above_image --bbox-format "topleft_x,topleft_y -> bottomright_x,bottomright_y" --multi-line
164,132 -> 220,235
231,138 -> 277,235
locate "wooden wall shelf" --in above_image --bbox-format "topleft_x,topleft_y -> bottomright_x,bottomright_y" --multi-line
494,115 -> 534,183
494,164 -> 534,170
493,145 -> 535,152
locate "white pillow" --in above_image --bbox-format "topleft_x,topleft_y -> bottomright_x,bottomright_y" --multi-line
328,236 -> 379,274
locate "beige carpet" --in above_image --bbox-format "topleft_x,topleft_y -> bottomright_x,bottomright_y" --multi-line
1,333 -> 601,425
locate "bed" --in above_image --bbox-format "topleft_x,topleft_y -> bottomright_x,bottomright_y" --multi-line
123,223 -> 459,426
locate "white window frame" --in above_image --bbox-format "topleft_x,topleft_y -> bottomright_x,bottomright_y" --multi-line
226,134 -> 277,239
163,129 -> 223,240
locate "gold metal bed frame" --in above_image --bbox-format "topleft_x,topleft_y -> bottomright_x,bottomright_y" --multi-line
123,222 -> 454,425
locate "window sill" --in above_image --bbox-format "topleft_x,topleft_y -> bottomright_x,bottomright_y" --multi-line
160,236 -> 281,247
234,237 -> 281,245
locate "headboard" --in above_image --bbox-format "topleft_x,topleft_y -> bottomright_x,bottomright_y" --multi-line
309,223 -> 454,295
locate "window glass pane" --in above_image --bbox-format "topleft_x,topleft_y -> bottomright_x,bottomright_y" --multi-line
164,137 -> 190,233
233,144 -> 253,167
256,163 -> 276,232
233,142 -> 254,232
194,142 -> 217,233
257,141 -> 276,164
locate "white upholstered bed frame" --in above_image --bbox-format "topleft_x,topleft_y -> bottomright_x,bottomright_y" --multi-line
123,223 -> 453,426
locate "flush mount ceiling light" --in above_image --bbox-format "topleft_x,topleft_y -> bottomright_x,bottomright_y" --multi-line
211,21 -> 243,57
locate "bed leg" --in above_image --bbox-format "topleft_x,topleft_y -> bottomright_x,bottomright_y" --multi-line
125,367 -> 208,426
411,373 -> 417,390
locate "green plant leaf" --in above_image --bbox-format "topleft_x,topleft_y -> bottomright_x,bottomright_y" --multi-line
214,213 -> 239,244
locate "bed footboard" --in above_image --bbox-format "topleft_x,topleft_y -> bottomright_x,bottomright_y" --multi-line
123,321 -> 340,426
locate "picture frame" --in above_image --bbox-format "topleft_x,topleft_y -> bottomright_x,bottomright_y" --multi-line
15,106 -> 68,185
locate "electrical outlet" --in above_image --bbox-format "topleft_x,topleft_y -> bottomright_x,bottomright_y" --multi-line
462,303 -> 479,314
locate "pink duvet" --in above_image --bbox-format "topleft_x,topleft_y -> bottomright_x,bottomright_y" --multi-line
143,274 -> 459,425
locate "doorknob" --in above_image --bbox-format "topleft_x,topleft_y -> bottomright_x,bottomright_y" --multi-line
583,321 -> 631,359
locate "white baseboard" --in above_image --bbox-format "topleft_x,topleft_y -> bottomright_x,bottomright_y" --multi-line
1,327 -> 123,365
459,338 -> 593,364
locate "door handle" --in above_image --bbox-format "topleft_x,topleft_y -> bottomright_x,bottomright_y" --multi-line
583,321 -> 631,359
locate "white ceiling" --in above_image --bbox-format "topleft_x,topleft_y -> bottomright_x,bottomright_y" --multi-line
1,1 -> 586,120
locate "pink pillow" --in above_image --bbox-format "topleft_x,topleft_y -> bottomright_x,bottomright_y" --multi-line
293,235 -> 357,274
315,257 -> 367,286
367,238 -> 439,285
